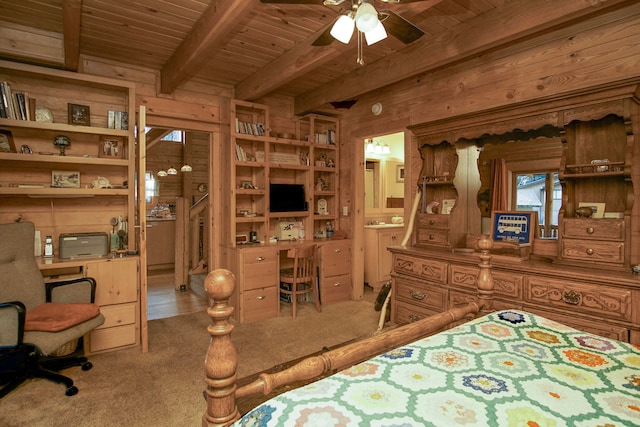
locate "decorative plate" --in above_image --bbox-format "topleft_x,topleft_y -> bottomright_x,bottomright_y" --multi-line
35,107 -> 54,123
198,183 -> 208,192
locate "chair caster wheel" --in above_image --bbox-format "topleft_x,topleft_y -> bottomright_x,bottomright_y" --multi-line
81,362 -> 93,371
65,386 -> 78,396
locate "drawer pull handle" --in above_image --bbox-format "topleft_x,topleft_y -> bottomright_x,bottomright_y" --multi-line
256,295 -> 265,300
334,248 -> 341,253
256,256 -> 265,261
408,314 -> 422,322
429,220 -> 435,225
586,227 -> 594,234
409,290 -> 426,300
333,282 -> 341,287
562,290 -> 581,305
585,248 -> 594,255
429,235 -> 435,240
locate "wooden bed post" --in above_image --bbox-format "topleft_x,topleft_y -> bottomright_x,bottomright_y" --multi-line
476,234 -> 494,313
202,269 -> 240,427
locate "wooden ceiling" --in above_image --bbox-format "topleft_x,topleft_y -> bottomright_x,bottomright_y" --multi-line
0,0 -> 634,114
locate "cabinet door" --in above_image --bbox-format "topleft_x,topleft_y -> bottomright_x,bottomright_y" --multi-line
87,258 -> 138,305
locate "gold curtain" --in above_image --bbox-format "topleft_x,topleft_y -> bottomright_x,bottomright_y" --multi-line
490,158 -> 508,212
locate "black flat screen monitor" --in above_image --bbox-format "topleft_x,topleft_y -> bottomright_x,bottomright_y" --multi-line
269,183 -> 307,212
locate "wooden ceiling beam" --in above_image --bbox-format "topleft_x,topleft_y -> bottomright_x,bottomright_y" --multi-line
145,128 -> 173,150
159,0 -> 257,95
293,0 -> 636,115
61,0 -> 82,71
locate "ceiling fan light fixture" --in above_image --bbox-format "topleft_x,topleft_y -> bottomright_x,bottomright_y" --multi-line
355,2 -> 379,33
365,20 -> 387,45
330,14 -> 355,44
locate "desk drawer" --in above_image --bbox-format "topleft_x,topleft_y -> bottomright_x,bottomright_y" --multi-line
525,276 -> 632,321
416,213 -> 449,229
415,228 -> 449,246
321,242 -> 351,276
95,303 -> 136,330
394,277 -> 447,312
89,324 -> 136,353
320,273 -> 351,304
393,254 -> 447,283
240,286 -> 279,323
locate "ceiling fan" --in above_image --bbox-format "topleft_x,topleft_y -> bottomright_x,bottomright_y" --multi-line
260,0 -> 426,48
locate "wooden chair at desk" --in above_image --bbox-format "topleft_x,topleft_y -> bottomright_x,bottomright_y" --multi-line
279,244 -> 321,320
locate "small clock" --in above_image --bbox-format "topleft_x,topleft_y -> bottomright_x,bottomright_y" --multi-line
317,198 -> 328,215
198,183 -> 208,193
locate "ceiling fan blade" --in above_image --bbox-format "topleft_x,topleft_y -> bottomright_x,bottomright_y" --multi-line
380,10 -> 424,44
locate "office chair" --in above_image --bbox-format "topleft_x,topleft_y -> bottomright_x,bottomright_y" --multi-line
279,244 -> 321,320
0,222 -> 105,398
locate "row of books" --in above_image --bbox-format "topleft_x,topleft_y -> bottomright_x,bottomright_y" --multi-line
235,144 -> 266,162
235,118 -> 266,136
0,81 -> 35,121
313,130 -> 336,145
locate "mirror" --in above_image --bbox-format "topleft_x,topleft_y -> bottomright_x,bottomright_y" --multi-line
364,131 -> 405,213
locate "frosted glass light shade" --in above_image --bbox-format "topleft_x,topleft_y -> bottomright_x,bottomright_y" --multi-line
167,167 -> 178,175
180,164 -> 193,172
330,15 -> 355,44
365,20 -> 387,45
382,143 -> 390,154
355,2 -> 378,33
157,170 -> 168,177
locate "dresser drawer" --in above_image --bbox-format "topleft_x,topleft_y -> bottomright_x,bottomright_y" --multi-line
562,218 -> 624,240
416,213 -> 449,229
415,228 -> 449,246
240,286 -> 279,323
393,254 -> 447,283
525,276 -> 632,321
320,273 -> 351,304
529,309 -> 630,342
89,324 -> 136,353
449,290 -> 520,312
95,302 -> 136,330
393,300 -> 439,325
449,264 -> 523,299
394,277 -> 447,312
561,239 -> 624,264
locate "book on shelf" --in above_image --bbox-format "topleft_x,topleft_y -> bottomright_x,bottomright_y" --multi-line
0,82 -> 35,121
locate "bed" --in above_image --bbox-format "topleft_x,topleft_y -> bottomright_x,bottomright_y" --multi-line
201,238 -> 640,426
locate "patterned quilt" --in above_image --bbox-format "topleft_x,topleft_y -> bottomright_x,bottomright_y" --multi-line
234,310 -> 640,427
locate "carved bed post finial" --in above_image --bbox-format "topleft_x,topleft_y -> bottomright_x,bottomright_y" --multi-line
202,269 -> 240,427
476,235 -> 494,313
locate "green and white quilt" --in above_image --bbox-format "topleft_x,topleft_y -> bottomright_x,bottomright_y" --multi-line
235,310 -> 640,426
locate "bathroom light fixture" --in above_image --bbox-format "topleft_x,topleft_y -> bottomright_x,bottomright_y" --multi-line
382,143 -> 390,154
374,143 -> 383,154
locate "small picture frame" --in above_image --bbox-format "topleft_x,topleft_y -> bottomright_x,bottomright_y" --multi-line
240,180 -> 254,189
99,136 -> 124,159
68,103 -> 90,126
0,129 -> 15,153
491,211 -> 536,246
52,170 -> 80,188
579,202 -> 605,219
396,164 -> 405,183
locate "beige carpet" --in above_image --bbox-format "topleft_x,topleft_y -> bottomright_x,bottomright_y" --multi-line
0,289 -> 380,426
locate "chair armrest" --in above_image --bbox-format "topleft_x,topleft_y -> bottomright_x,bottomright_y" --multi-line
0,301 -> 26,347
46,278 -> 97,304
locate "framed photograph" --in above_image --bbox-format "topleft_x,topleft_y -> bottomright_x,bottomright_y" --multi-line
491,210 -> 536,246
67,103 -> 90,126
579,202 -> 605,219
52,170 -> 80,188
99,136 -> 124,159
396,164 -> 405,183
0,129 -> 15,153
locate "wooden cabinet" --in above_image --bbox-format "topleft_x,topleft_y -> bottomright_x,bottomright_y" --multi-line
85,257 -> 139,353
318,240 -> 351,305
146,219 -> 176,268
559,110 -> 635,269
364,225 -> 405,291
390,246 -> 640,345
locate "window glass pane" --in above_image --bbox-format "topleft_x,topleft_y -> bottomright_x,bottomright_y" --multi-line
515,172 -> 561,237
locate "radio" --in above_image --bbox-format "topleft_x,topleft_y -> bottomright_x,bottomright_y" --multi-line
59,232 -> 109,259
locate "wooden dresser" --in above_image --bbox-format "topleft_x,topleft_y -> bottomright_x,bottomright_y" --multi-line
389,245 -> 640,345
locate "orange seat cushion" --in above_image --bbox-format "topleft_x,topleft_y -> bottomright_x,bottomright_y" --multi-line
25,303 -> 100,332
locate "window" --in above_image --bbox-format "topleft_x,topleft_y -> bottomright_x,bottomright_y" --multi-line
515,172 -> 561,238
145,172 -> 159,203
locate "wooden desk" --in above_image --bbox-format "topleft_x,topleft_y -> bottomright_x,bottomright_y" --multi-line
228,239 -> 351,323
